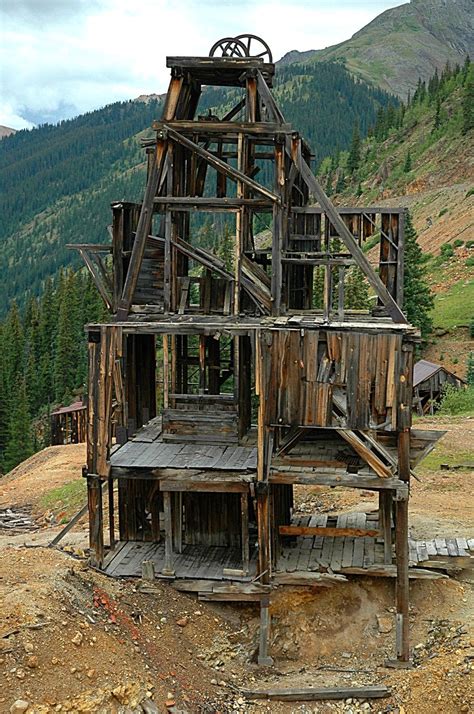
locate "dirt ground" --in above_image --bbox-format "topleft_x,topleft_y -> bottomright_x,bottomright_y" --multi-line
0,417 -> 473,714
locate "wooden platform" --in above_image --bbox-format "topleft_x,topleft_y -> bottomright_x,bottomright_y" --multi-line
110,417 -> 257,471
102,511 -> 474,582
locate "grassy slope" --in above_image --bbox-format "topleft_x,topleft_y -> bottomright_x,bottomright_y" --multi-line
330,76 -> 473,377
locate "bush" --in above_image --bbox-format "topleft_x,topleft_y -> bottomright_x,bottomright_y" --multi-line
466,240 -> 474,248
453,239 -> 464,248
466,187 -> 474,199
438,208 -> 448,217
440,242 -> 454,258
438,385 -> 474,416
466,256 -> 474,267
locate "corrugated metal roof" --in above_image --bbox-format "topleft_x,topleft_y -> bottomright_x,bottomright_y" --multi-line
413,360 -> 441,386
51,400 -> 86,416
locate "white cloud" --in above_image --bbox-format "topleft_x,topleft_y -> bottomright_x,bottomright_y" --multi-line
0,0 -> 404,129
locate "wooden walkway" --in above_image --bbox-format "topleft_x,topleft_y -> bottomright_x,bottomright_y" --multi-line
110,417 -> 257,471
103,511 -> 473,582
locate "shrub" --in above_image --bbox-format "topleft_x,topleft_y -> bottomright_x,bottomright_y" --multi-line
438,208 -> 448,217
466,240 -> 474,248
466,187 -> 474,199
453,239 -> 464,248
466,256 -> 474,267
440,242 -> 454,258
438,385 -> 474,416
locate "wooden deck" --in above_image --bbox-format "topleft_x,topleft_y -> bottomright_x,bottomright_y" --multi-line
110,417 -> 257,471
102,511 -> 474,582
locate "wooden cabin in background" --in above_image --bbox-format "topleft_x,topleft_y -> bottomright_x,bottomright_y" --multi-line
50,400 -> 87,445
76,36 -> 444,668
413,359 -> 466,414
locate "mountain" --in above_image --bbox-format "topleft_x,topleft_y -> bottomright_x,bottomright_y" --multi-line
0,61 -> 396,313
320,59 -> 474,377
0,125 -> 16,139
282,0 -> 474,98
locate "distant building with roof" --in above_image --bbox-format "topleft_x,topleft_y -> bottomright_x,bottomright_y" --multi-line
413,360 -> 466,415
50,399 -> 87,445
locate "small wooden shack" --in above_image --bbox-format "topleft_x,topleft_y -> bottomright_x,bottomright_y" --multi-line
77,36 -> 445,668
50,400 -> 87,445
413,359 -> 466,414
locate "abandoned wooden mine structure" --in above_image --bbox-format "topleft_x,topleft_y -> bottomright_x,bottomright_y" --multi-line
79,36 -> 446,666
50,399 -> 87,446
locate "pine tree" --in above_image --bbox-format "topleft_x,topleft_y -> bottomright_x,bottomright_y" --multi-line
312,267 -> 324,308
345,268 -> 369,310
54,270 -> 80,403
432,96 -> 442,132
3,378 -> 33,473
403,150 -> 412,173
335,171 -> 346,194
403,212 -> 434,339
347,124 -> 361,174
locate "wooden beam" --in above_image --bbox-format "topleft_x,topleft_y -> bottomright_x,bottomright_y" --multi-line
338,429 -> 393,479
162,491 -> 175,576
257,596 -> 274,666
279,525 -> 379,538
255,70 -> 286,124
242,686 -> 391,702
161,126 -> 280,204
87,475 -> 104,568
78,248 -> 112,311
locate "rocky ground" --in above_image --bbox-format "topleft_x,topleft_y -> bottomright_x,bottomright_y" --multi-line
0,418 -> 473,714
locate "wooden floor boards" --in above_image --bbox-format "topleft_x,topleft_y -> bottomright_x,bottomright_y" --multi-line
102,510 -> 474,582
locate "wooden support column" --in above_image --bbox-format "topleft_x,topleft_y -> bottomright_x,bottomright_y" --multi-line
258,595 -> 274,666
162,491 -> 175,576
379,490 -> 393,564
393,429 -> 411,666
108,475 -> 115,551
241,491 -> 250,575
172,492 -> 183,554
272,139 -> 285,315
87,475 -> 104,568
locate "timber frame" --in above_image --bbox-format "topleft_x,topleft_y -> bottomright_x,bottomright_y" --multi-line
80,46 -> 442,668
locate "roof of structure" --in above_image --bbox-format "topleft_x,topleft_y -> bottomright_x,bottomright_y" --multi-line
413,359 -> 465,387
51,401 -> 86,416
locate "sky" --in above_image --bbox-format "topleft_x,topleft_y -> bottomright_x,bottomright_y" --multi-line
0,0 -> 406,130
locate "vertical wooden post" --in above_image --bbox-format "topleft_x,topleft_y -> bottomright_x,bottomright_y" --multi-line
88,475 -> 104,568
162,491 -> 175,576
272,140 -> 285,315
108,475 -> 115,551
395,429 -> 411,664
241,491 -> 250,575
172,492 -> 183,554
379,490 -> 393,564
258,595 -> 274,666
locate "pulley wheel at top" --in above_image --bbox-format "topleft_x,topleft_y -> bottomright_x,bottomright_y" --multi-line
209,37 -> 249,58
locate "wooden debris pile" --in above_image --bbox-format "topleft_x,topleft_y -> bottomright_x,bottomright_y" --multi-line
0,508 -> 38,532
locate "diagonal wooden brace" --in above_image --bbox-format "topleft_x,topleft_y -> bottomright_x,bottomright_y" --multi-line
162,125 -> 280,204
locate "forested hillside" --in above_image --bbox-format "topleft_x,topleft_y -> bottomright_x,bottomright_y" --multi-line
0,272 -> 106,473
0,61 -> 396,314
